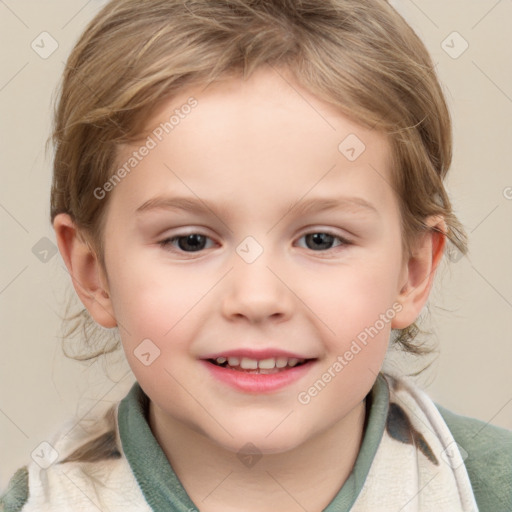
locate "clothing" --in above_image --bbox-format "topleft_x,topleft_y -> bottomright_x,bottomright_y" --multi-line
1,373 -> 511,511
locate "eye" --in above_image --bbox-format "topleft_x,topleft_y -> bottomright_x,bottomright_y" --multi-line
158,233 -> 216,253
296,231 -> 351,251
158,230 -> 351,254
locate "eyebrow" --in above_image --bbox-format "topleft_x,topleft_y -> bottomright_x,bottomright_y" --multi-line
135,195 -> 379,218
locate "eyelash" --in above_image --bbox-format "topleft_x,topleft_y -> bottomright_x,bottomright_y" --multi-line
157,230 -> 352,255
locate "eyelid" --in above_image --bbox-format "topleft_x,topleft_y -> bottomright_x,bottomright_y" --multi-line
293,230 -> 353,252
158,226 -> 351,241
157,226 -> 215,240
296,226 -> 354,243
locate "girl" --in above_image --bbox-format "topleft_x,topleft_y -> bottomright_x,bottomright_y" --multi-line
2,1 -> 511,511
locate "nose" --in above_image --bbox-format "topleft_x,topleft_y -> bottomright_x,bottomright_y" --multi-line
220,249 -> 294,324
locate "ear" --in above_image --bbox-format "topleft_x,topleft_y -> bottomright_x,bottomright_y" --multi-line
53,213 -> 117,328
391,216 -> 446,329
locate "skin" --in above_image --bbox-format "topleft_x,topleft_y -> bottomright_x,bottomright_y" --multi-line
54,66 -> 445,512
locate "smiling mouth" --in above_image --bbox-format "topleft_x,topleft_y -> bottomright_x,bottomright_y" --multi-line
207,356 -> 314,374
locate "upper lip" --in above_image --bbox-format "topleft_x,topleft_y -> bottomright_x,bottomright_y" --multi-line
200,349 -> 317,360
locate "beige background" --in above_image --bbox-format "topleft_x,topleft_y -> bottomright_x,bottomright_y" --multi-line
1,0 -> 511,490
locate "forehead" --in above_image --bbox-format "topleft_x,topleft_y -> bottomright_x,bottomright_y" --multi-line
113,67 -> 396,220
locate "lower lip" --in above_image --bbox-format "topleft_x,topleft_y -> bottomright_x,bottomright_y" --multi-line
200,359 -> 316,393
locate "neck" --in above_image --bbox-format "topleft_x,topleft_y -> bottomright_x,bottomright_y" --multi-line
148,399 -> 367,512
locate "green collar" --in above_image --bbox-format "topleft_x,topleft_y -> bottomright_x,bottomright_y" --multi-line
118,374 -> 389,512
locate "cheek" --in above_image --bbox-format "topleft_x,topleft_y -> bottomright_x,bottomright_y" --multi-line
295,266 -> 395,415
106,261 -> 207,396
106,255 -> 205,347
299,258 -> 402,338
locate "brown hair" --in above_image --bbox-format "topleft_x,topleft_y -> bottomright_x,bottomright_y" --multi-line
49,0 -> 467,359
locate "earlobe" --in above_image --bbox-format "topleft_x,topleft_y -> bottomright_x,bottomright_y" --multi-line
391,217 -> 446,330
53,213 -> 117,328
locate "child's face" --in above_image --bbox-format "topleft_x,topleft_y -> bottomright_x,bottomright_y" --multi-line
100,67 -> 410,453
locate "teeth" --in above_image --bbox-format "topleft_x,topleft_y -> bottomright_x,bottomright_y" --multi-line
214,356 -> 308,370
275,357 -> 288,368
258,358 -> 276,369
240,357 -> 258,370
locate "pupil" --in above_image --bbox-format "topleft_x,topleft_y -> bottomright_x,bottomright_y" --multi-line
307,233 -> 334,250
179,234 -> 205,252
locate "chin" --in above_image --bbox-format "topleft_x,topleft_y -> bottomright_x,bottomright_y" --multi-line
205,424 -> 310,457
